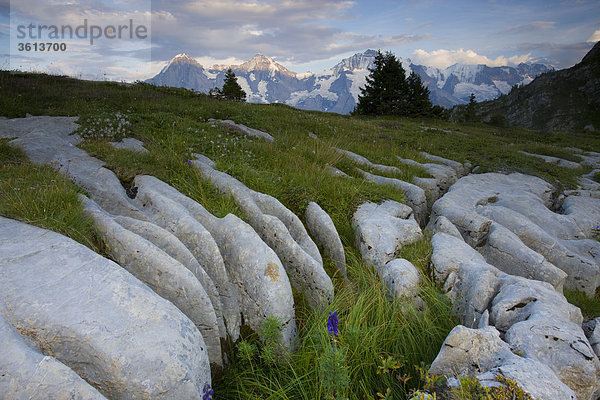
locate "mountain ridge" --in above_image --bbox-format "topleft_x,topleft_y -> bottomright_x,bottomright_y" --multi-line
147,50 -> 551,113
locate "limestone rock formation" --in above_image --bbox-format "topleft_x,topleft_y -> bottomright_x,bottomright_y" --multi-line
0,217 -> 210,399
430,325 -> 577,400
109,137 -> 149,153
352,201 -> 423,301
431,172 -> 600,294
81,196 -> 223,370
191,155 -> 333,310
305,201 -> 347,280
430,232 -> 600,400
209,119 -> 275,141
132,175 -> 298,348
0,302 -> 107,400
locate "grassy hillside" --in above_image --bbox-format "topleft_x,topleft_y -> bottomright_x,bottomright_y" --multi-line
1,70 -> 599,399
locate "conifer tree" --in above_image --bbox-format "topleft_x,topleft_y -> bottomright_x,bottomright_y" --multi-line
220,68 -> 246,101
353,50 -> 433,117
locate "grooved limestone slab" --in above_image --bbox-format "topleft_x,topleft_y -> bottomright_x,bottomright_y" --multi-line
191,155 -> 333,310
478,222 -> 567,290
352,201 -> 424,300
209,119 -> 274,141
113,214 -> 226,339
132,177 -> 241,340
396,155 -> 459,192
356,168 -> 427,227
0,217 -> 210,399
432,172 -> 600,294
4,116 -> 146,221
0,305 -> 107,400
305,202 -> 347,280
519,150 -> 582,169
132,175 -> 297,348
429,325 -> 577,400
430,232 -> 600,399
81,196 -> 223,369
420,151 -> 470,177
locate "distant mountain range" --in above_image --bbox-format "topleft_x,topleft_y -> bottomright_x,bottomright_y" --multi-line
457,41 -> 600,132
147,50 -> 551,113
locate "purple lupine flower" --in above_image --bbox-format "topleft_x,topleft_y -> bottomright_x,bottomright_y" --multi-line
327,310 -> 339,336
202,383 -> 213,400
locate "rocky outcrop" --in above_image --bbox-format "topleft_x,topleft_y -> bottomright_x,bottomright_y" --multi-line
0,217 -> 210,399
305,201 -> 348,281
352,201 -> 423,301
81,196 -> 224,370
3,115 -> 147,221
519,151 -> 582,169
357,168 -> 427,227
209,119 -> 275,142
0,302 -> 107,400
431,172 -> 600,294
430,326 -> 577,400
109,137 -> 149,153
132,175 -> 298,349
430,232 -> 600,400
191,155 -> 333,310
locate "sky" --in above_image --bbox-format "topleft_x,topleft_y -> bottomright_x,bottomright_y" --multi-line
1,0 -> 598,81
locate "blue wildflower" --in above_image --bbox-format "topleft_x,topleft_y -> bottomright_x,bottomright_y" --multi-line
202,383 -> 213,400
327,310 -> 339,336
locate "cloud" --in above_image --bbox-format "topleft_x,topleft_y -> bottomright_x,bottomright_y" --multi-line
501,21 -> 555,35
588,30 -> 600,42
148,0 -> 429,67
517,41 -> 595,68
411,48 -> 533,69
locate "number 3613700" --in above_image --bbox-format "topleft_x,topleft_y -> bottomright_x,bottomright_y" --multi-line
18,42 -> 67,51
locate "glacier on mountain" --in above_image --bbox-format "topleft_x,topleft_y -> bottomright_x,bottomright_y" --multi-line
147,51 -> 551,114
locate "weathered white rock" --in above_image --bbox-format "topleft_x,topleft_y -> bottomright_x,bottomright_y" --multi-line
489,275 -> 583,333
192,155 -> 333,310
356,168 -> 427,227
426,215 -> 463,240
81,196 -> 223,370
132,177 -> 241,340
562,194 -> 600,238
579,169 -> 600,191
433,172 -> 600,295
305,202 -> 347,280
480,204 -> 599,295
420,151 -> 469,177
583,318 -> 600,358
429,325 -> 577,400
0,304 -> 107,400
0,217 -> 210,399
505,319 -> 600,400
109,137 -> 149,153
430,231 -> 600,399
520,150 -> 582,169
8,122 -> 146,221
325,165 -> 349,178
112,214 -> 226,340
478,222 -> 567,290
335,148 -> 443,214
352,201 -> 423,268
396,155 -> 459,193
133,175 -> 297,349
0,115 -> 82,144
380,259 -> 422,300
209,119 -> 274,141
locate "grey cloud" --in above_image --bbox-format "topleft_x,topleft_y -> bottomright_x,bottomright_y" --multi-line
149,0 -> 428,65
502,21 -> 555,35
518,41 -> 594,68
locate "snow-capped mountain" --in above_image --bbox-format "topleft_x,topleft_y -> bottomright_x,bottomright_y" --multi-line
147,51 -> 551,113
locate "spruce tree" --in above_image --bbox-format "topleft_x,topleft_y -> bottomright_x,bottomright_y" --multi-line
220,68 -> 246,101
353,50 -> 433,116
